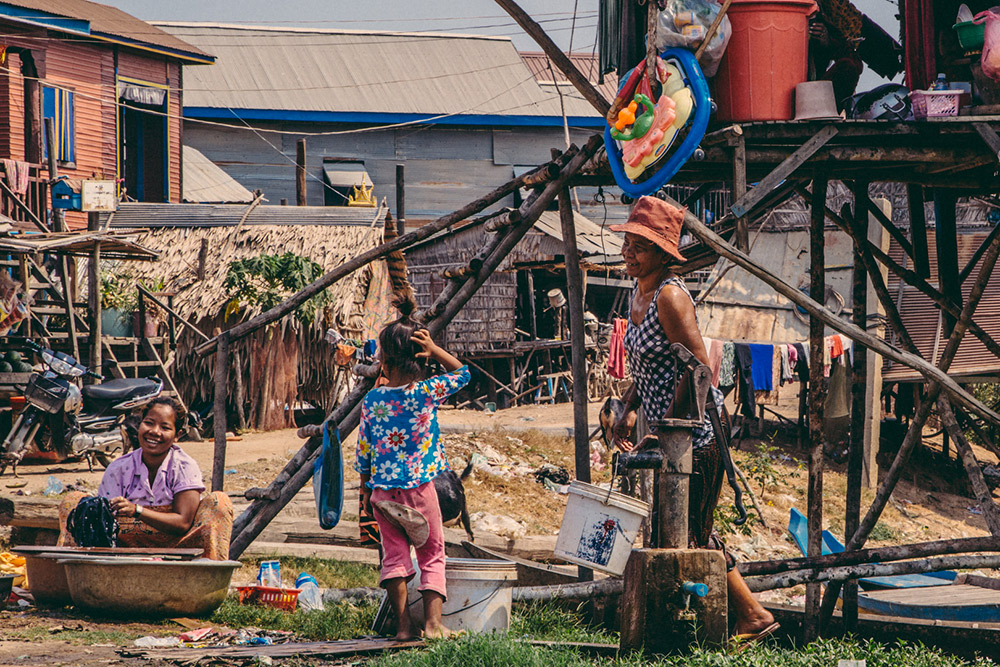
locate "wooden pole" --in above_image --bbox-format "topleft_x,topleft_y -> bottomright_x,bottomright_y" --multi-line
934,189 -> 961,332
395,164 -> 405,237
211,333 -> 230,493
493,0 -> 611,117
938,396 -> 1000,535
844,181 -> 869,631
296,138 -> 307,206
747,553 -> 1000,592
196,158 -> 563,356
44,117 -> 79,363
24,54 -> 42,166
819,227 -> 1000,625
87,211 -> 102,380
804,172 -> 828,643
739,534 -> 1000,577
662,194 -> 1000,426
560,186 -> 593,584
907,184 -> 930,279
732,136 -> 749,252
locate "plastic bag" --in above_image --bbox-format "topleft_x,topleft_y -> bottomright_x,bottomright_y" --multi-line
976,8 -> 1000,81
654,0 -> 731,77
313,421 -> 344,530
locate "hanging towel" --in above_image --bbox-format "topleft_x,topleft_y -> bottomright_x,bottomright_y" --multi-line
748,343 -> 774,391
826,359 -> 851,418
823,336 -> 833,378
793,342 -> 809,382
830,334 -> 844,359
787,343 -> 798,371
719,341 -> 736,388
608,317 -> 628,379
779,344 -> 792,386
2,160 -> 29,195
706,337 -> 724,387
734,343 -> 756,417
840,335 -> 853,367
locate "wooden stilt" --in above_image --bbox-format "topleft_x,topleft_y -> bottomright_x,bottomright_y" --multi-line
938,396 -> 1000,535
211,333 -> 230,493
804,172 -> 828,642
907,184 -> 930,279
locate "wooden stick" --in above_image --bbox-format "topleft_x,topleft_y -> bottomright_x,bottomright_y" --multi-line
937,396 -> 1000,535
493,0 -> 611,117
137,284 -> 209,343
513,578 -> 623,602
663,195 -> 1000,425
694,0 -> 734,60
733,462 -> 768,528
747,553 -> 1000,592
958,214 -> 1000,285
211,333 -> 230,493
739,535 -> 1000,577
196,158 -> 562,356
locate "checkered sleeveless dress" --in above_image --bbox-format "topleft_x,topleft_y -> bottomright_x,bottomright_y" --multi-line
623,275 -> 720,449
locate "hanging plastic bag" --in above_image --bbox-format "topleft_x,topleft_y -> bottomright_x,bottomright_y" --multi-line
975,8 -> 1000,81
314,420 -> 344,530
655,0 -> 732,77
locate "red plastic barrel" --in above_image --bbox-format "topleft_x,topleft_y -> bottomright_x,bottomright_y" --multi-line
713,0 -> 817,122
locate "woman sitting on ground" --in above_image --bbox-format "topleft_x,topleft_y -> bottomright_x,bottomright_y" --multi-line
58,397 -> 233,560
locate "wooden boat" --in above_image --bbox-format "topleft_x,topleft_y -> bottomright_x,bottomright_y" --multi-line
787,508 -> 1000,622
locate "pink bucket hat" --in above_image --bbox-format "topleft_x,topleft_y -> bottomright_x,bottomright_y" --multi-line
610,196 -> 686,262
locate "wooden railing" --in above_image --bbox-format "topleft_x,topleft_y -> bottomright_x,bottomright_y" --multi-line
0,162 -> 49,229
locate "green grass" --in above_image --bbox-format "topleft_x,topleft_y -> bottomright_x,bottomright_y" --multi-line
237,555 -> 379,589
368,634 -> 995,667
510,602 -> 617,644
210,596 -> 379,640
2,626 -> 149,645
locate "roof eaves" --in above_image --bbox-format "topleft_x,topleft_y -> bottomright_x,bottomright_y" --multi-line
153,21 -> 514,42
184,107 -> 603,128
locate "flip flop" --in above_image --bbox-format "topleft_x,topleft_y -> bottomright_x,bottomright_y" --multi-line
731,622 -> 780,651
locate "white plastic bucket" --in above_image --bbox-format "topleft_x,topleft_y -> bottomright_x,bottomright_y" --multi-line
547,288 -> 566,308
406,558 -> 518,633
554,480 -> 650,575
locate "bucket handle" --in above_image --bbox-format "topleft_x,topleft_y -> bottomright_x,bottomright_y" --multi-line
442,581 -> 506,617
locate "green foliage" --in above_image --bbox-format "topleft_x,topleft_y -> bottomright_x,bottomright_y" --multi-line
510,601 -> 617,644
224,252 -> 332,325
714,503 -> 757,537
869,520 -> 901,542
369,632 -> 592,667
744,441 -> 783,501
210,596 -> 378,640
100,272 -> 167,322
968,384 -> 1000,448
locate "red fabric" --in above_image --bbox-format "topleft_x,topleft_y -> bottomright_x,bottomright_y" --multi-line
829,333 -> 844,359
608,318 -> 628,379
904,0 -> 936,91
706,337 -> 724,387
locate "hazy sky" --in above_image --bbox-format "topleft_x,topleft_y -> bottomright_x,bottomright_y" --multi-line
104,0 -> 901,87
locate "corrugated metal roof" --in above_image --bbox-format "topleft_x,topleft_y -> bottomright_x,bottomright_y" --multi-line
534,210 -> 623,261
520,52 -> 619,104
155,23 -> 600,120
884,228 -> 1000,382
105,202 -> 386,228
182,146 -> 253,204
0,0 -> 211,62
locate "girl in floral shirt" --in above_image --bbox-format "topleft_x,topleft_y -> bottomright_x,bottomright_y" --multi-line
356,297 -> 469,640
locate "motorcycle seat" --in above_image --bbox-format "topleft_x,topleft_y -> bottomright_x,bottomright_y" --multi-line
82,378 -> 161,404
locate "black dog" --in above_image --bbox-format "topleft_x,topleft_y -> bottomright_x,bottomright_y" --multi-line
434,459 -> 475,542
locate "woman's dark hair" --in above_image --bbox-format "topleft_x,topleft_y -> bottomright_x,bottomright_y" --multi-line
379,293 -> 425,378
141,396 -> 187,431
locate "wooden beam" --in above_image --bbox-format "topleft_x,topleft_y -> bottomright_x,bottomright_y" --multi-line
857,190 -> 913,260
934,189 -> 961,332
296,138 -> 307,206
959,216 -> 1000,285
493,0 -> 611,117
662,195 -> 1000,426
730,125 -> 838,218
907,185 -> 930,280
87,212 -> 101,379
937,396 -> 1000,536
732,136 -> 748,251
137,284 -> 209,343
211,333 -> 230,493
804,172 -> 828,643
973,122 -> 1000,163
738,535 -> 1000,577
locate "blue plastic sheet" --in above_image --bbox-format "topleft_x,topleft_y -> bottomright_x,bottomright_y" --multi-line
314,421 -> 344,530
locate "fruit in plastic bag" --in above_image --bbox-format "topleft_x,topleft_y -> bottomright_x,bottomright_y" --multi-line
655,0 -> 732,77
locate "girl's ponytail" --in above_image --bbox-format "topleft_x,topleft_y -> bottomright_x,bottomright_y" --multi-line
379,289 -> 424,378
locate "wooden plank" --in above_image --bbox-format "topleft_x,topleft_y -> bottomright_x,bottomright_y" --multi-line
729,125 -> 838,218
211,333 -> 230,493
461,539 -> 577,587
857,190 -> 913,260
733,136 -> 749,251
973,122 -> 1000,162
938,396 -> 1000,536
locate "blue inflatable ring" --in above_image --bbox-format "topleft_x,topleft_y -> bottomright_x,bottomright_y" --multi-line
604,48 -> 712,198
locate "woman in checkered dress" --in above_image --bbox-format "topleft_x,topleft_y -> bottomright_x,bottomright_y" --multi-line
610,196 -> 778,643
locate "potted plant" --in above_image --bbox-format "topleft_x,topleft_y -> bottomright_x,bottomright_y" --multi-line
99,271 -> 137,337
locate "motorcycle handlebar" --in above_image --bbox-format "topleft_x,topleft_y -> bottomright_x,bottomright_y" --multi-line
86,371 -> 103,380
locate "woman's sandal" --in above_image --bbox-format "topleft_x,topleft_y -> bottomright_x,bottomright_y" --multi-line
730,621 -> 780,652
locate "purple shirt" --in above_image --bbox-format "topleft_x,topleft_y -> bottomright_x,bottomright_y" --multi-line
97,445 -> 206,507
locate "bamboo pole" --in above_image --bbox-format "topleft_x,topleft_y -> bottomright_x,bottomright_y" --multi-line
804,174 -> 827,642
738,535 -> 1000,577
196,159 -> 562,356
938,396 -> 1000,535
211,333 -> 230,493
662,194 -> 1000,426
746,554 -> 1000,592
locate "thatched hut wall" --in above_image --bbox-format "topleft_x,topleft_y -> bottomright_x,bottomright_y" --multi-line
119,214 -> 394,428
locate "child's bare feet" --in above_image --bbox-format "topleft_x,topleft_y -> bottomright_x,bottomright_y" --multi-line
422,620 -> 454,639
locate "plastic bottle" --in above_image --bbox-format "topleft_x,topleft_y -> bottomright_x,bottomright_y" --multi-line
295,572 -> 323,612
931,73 -> 950,90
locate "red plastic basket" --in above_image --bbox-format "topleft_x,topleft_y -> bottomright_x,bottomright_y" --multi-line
236,585 -> 302,611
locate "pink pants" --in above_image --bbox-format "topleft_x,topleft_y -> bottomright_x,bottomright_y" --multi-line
371,481 -> 447,599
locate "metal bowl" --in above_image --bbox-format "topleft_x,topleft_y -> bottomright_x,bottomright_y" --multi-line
60,557 -> 240,617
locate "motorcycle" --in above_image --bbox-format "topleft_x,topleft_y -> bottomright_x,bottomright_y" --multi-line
0,341 -> 163,475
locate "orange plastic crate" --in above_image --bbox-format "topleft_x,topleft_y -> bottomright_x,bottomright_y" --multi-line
236,585 -> 302,611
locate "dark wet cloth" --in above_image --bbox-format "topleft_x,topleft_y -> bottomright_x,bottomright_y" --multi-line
689,416 -> 736,571
734,343 -> 757,418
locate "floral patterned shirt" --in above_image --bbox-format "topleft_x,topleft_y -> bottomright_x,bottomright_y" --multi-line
355,366 -> 471,489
